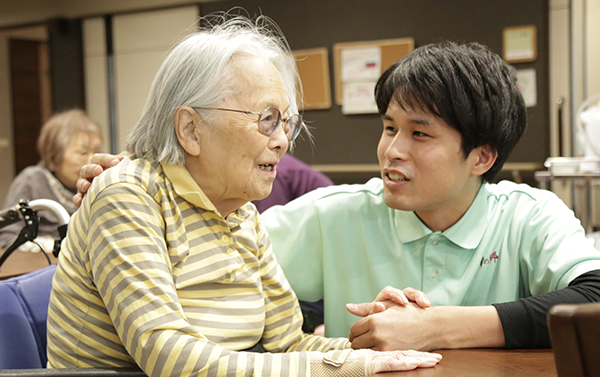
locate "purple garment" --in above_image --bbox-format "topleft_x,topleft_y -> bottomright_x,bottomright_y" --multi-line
253,154 -> 333,213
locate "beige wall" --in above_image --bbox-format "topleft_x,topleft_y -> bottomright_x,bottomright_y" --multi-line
82,18 -> 110,152
83,6 -> 199,153
588,0 -> 600,98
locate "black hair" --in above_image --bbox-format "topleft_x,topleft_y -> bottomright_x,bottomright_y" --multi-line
374,41 -> 526,182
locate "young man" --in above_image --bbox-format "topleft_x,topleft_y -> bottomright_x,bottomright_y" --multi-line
260,41 -> 600,350
76,41 -> 600,351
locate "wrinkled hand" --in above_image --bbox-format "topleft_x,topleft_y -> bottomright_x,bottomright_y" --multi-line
349,303 -> 436,351
346,286 -> 431,317
73,152 -> 128,207
369,349 -> 441,373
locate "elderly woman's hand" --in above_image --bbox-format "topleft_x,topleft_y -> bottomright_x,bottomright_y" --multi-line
369,349 -> 441,373
73,152 -> 128,207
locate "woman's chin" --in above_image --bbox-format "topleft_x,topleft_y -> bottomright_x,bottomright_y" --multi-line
250,186 -> 273,202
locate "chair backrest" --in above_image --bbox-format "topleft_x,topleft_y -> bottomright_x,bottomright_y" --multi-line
548,302 -> 600,377
0,264 -> 57,369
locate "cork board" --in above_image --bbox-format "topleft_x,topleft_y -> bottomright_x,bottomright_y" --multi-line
293,47 -> 331,110
333,38 -> 414,105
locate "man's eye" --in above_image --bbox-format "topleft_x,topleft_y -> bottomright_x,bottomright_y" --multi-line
413,131 -> 428,137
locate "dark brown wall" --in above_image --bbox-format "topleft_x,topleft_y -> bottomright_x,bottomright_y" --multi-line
47,18 -> 85,112
200,0 -> 550,178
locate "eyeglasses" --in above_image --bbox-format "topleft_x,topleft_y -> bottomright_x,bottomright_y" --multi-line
194,107 -> 303,141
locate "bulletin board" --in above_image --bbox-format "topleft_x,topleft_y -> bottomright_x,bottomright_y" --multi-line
292,47 -> 331,110
333,38 -> 414,105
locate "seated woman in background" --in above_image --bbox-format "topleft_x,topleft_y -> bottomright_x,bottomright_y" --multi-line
47,14 -> 440,377
0,109 -> 102,253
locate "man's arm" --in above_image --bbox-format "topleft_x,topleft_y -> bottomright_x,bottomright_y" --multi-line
348,270 -> 600,351
494,269 -> 600,348
348,302 -> 504,351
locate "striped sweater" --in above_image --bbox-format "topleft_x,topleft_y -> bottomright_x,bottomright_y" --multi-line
47,156 -> 357,377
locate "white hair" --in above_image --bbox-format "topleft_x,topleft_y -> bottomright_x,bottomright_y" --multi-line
126,13 -> 303,165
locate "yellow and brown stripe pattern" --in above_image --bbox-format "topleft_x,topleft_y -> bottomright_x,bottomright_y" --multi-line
47,157 -> 347,377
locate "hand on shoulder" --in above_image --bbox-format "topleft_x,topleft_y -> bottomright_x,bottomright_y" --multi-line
72,152 -> 128,207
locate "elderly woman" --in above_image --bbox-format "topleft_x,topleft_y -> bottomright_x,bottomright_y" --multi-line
47,15 -> 440,376
0,109 -> 102,253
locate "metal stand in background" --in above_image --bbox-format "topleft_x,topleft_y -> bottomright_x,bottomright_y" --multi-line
535,170 -> 599,235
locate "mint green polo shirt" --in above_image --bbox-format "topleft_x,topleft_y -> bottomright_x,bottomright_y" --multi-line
262,178 -> 600,338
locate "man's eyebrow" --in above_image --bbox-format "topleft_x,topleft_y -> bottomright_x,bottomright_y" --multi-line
408,117 -> 434,126
382,114 -> 394,121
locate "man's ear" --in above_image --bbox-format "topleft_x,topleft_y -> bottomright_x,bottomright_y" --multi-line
174,106 -> 201,156
471,144 -> 498,177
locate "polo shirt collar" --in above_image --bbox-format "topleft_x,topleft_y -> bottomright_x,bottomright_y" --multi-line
161,162 -> 218,213
443,184 -> 489,249
393,184 -> 489,249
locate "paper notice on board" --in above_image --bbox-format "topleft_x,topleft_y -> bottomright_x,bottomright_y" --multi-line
341,47 -> 382,82
516,68 -> 537,107
342,81 -> 378,114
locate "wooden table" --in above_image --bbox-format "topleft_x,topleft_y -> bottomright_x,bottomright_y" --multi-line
380,349 -> 556,377
0,249 -> 58,279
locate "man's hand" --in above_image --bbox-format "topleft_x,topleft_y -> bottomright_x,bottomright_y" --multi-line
346,286 -> 431,317
348,302 -> 506,351
73,152 -> 128,207
349,303 -> 435,351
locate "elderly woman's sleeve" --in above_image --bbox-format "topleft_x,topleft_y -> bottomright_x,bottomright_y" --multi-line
254,214 -> 348,353
86,184 -> 366,377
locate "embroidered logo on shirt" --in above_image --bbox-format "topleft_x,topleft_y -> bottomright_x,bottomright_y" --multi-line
480,251 -> 499,266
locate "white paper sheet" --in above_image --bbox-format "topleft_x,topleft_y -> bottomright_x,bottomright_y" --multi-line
516,68 -> 537,107
341,47 -> 382,82
342,81 -> 378,114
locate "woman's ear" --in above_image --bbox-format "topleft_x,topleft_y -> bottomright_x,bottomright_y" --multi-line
174,106 -> 201,156
471,144 -> 498,177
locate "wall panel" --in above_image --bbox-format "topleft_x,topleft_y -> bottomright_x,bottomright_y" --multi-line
200,0 -> 550,184
112,6 -> 199,152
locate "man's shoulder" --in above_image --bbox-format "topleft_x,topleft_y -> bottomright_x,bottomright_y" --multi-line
263,177 -> 387,218
309,177 -> 385,202
485,180 -> 556,204
483,180 -> 567,221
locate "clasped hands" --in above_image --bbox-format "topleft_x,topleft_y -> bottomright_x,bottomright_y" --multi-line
347,286 -> 439,352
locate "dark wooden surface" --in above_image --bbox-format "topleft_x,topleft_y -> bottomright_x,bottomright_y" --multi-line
0,250 -> 57,279
379,349 -> 556,377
